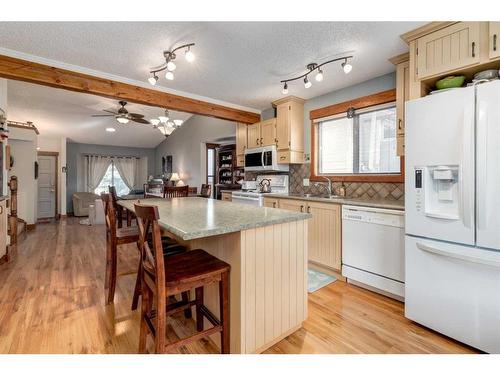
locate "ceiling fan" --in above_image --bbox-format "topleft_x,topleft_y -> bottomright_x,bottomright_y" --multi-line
92,101 -> 150,124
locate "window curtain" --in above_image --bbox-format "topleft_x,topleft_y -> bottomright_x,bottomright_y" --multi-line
114,157 -> 137,191
86,155 -> 111,192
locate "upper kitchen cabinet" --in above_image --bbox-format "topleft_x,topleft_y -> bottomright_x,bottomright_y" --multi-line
489,22 -> 500,60
260,118 -> 277,146
236,123 -> 247,167
272,96 -> 305,164
247,122 -> 261,149
389,52 -> 410,156
416,22 -> 481,80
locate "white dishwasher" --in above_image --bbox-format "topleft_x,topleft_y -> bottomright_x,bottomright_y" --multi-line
341,205 -> 405,298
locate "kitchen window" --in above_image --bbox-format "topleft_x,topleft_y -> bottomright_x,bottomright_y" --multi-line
311,89 -> 403,182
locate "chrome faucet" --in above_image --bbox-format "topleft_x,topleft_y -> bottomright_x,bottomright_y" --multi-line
322,176 -> 333,196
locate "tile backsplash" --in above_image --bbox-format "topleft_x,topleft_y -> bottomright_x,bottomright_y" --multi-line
246,163 -> 404,201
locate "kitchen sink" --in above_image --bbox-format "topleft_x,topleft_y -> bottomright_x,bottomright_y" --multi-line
299,193 -> 341,199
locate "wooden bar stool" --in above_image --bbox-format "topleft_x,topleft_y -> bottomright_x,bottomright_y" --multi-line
134,203 -> 231,354
101,193 -> 141,306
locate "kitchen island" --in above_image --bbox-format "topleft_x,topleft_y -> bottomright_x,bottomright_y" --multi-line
118,197 -> 311,354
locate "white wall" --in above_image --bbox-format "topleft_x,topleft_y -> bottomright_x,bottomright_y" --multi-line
154,115 -> 236,189
0,78 -> 8,258
37,135 -> 67,216
8,127 -> 38,225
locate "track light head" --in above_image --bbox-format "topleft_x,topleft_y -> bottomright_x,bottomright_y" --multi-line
148,74 -> 158,86
282,82 -> 288,95
315,68 -> 324,82
342,59 -> 352,74
304,76 -> 312,89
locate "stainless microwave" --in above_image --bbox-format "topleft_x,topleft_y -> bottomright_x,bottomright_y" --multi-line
244,145 -> 289,172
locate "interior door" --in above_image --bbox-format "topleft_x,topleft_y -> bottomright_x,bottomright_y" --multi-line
405,86 -> 475,245
476,80 -> 500,250
37,155 -> 56,219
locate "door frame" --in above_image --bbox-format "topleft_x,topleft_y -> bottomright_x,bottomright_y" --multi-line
37,151 -> 59,220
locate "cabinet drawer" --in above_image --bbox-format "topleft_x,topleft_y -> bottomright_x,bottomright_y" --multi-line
277,150 -> 290,164
417,22 -> 481,79
221,192 -> 232,202
263,197 -> 279,208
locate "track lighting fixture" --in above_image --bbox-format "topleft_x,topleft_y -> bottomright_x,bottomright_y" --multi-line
148,73 -> 158,86
282,82 -> 288,95
304,76 -> 312,89
279,55 -> 353,94
315,68 -> 324,82
148,43 -> 195,85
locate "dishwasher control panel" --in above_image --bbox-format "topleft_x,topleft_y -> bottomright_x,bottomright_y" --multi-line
342,205 -> 404,228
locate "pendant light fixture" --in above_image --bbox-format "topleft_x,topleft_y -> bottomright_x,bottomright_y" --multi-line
148,43 -> 195,85
280,55 -> 353,94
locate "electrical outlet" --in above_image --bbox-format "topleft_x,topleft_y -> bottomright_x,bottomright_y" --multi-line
303,178 -> 310,187
304,153 -> 311,162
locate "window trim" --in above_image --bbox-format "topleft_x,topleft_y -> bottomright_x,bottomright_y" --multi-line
310,89 -> 404,183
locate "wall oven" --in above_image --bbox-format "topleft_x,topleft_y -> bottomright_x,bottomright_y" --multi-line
244,145 -> 289,172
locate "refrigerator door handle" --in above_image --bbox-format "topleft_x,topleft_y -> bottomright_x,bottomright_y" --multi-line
416,242 -> 500,268
477,101 -> 488,231
460,105 -> 474,229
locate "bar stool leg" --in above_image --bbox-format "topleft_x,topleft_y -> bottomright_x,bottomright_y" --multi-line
181,291 -> 192,319
139,287 -> 150,353
219,271 -> 230,354
106,241 -> 117,305
131,260 -> 142,310
195,287 -> 204,332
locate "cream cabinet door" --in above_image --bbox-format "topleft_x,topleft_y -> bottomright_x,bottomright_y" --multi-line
489,22 -> 500,60
260,118 -> 277,147
276,103 -> 290,150
417,22 -> 481,79
247,122 -> 261,149
278,198 -> 305,213
396,60 -> 409,137
307,202 -> 342,271
236,123 -> 247,155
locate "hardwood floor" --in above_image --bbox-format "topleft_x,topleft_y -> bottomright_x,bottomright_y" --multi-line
0,218 -> 477,354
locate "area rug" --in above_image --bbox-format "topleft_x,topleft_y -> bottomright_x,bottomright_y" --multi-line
308,269 -> 336,293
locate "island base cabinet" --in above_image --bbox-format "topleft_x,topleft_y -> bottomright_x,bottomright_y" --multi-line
187,219 -> 308,354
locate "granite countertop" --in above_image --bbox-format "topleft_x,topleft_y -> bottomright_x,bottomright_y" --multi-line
118,197 -> 311,241
270,193 -> 405,211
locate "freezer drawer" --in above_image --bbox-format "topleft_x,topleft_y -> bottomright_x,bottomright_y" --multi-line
405,235 -> 500,353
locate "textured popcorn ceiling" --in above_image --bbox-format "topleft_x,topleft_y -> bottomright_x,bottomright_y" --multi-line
0,22 -> 424,110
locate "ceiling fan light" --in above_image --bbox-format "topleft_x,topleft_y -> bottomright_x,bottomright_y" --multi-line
158,115 -> 169,123
315,69 -> 324,82
106,127 -> 116,132
166,61 -> 177,71
165,71 -> 174,80
342,61 -> 352,74
150,119 -> 160,126
185,48 -> 195,63
304,76 -> 312,89
116,116 -> 129,124
173,119 -> 183,126
148,75 -> 158,86
282,82 -> 288,95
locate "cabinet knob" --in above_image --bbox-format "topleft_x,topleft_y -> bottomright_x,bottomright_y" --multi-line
307,206 -> 311,213
273,202 -> 276,208
280,156 -> 286,160
260,137 -> 263,145
0,205 -> 2,214
472,41 -> 476,58
494,34 -> 498,52
300,205 -> 304,212
398,119 -> 402,130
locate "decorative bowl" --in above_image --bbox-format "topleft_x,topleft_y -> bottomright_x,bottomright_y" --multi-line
435,75 -> 466,90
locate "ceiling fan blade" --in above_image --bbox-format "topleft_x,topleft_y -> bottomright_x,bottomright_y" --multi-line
103,109 -> 118,115
92,114 -> 115,117
131,118 -> 151,124
128,113 -> 145,118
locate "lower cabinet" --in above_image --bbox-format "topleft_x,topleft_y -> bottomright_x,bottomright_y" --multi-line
306,201 -> 342,271
277,198 -> 342,271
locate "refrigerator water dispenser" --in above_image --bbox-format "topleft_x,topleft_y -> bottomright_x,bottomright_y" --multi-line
416,166 -> 460,220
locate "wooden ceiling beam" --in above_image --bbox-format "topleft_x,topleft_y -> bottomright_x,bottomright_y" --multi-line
0,54 -> 260,124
